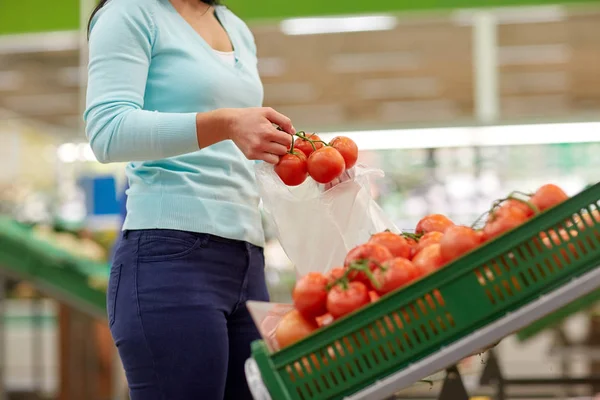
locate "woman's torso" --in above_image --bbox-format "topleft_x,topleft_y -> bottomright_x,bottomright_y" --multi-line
102,0 -> 266,247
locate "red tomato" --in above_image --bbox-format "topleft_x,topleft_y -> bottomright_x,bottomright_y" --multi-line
369,232 -> 412,259
326,281 -> 370,319
412,231 -> 444,258
292,272 -> 328,320
412,244 -> 445,276
274,149 -> 308,186
530,184 -> 569,212
500,198 -> 536,218
329,136 -> 359,170
294,133 -> 324,157
315,313 -> 334,328
368,291 -> 380,303
307,147 -> 345,184
373,257 -> 419,295
275,309 -> 317,349
483,206 -> 528,241
344,243 -> 393,288
415,214 -> 455,235
440,226 -> 482,262
325,267 -> 346,285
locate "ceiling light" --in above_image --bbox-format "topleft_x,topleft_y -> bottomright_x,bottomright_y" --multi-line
280,15 -> 398,36
317,122 -> 600,151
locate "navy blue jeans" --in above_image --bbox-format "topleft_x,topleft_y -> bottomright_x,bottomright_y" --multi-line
109,229 -> 269,400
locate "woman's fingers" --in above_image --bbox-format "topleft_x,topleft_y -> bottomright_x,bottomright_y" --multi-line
261,153 -> 281,165
267,128 -> 293,148
263,141 -> 289,157
263,107 -> 295,135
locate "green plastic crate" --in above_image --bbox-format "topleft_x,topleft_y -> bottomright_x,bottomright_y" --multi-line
251,183 -> 600,400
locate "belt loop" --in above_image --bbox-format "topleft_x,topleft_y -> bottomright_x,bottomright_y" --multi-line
123,230 -> 129,239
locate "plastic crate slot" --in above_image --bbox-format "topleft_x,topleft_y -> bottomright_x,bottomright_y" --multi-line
424,293 -> 438,309
500,256 -> 511,272
446,312 -> 456,327
329,369 -> 339,386
403,331 -> 414,348
511,275 -> 522,291
483,265 -> 495,281
433,290 -> 446,307
296,387 -> 305,400
401,308 -> 412,324
544,258 -> 555,274
304,382 -> 314,398
417,299 -> 428,315
337,365 -> 348,382
492,261 -> 503,277
412,328 -> 422,345
485,288 -> 496,304
345,362 -> 356,378
429,319 -> 439,335
535,263 -> 546,279
353,358 -> 364,374
528,267 -> 538,283
421,324 -> 431,340
493,284 -> 505,301
587,236 -> 597,250
320,373 -> 331,391
377,345 -> 389,362
437,315 -> 448,331
311,378 -> 322,394
502,279 -> 514,296
410,304 -> 421,320
523,242 -> 535,258
475,269 -> 486,286
519,270 -> 530,287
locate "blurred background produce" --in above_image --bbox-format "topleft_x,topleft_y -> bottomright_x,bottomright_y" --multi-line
1,0 -> 600,399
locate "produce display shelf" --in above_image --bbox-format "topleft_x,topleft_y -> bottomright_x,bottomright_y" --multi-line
0,217 -> 108,318
248,182 -> 600,400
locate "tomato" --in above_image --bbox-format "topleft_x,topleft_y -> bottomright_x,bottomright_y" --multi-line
307,147 -> 346,184
530,184 -> 569,212
325,267 -> 346,285
274,149 -> 308,186
368,291 -> 380,303
329,136 -> 359,170
412,231 -> 444,258
275,309 -> 317,349
315,313 -> 334,328
292,272 -> 328,320
294,133 -> 324,157
412,244 -> 445,276
373,257 -> 419,295
344,243 -> 393,288
483,206 -> 528,241
369,232 -> 411,259
326,281 -> 370,319
415,214 -> 455,235
440,226 -> 482,262
500,198 -> 535,218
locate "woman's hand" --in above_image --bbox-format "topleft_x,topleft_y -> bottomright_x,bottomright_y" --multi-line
218,107 -> 295,165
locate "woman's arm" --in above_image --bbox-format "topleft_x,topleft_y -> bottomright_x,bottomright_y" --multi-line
85,1 -> 293,164
85,1 -> 203,163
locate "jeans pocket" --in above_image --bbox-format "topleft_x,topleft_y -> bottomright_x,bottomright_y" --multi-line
138,231 -> 207,262
107,263 -> 122,327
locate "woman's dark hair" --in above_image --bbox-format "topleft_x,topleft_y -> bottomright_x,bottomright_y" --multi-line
87,0 -> 222,37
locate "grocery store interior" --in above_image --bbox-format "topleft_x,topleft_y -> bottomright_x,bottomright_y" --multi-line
2,0 -> 600,399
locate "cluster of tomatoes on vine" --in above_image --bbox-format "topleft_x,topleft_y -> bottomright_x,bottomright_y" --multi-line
275,183 -> 582,350
274,131 -> 359,186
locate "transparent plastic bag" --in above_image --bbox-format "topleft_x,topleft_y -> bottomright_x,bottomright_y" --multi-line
255,162 -> 399,277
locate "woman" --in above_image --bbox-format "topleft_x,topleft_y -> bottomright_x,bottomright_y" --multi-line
84,0 -> 295,398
